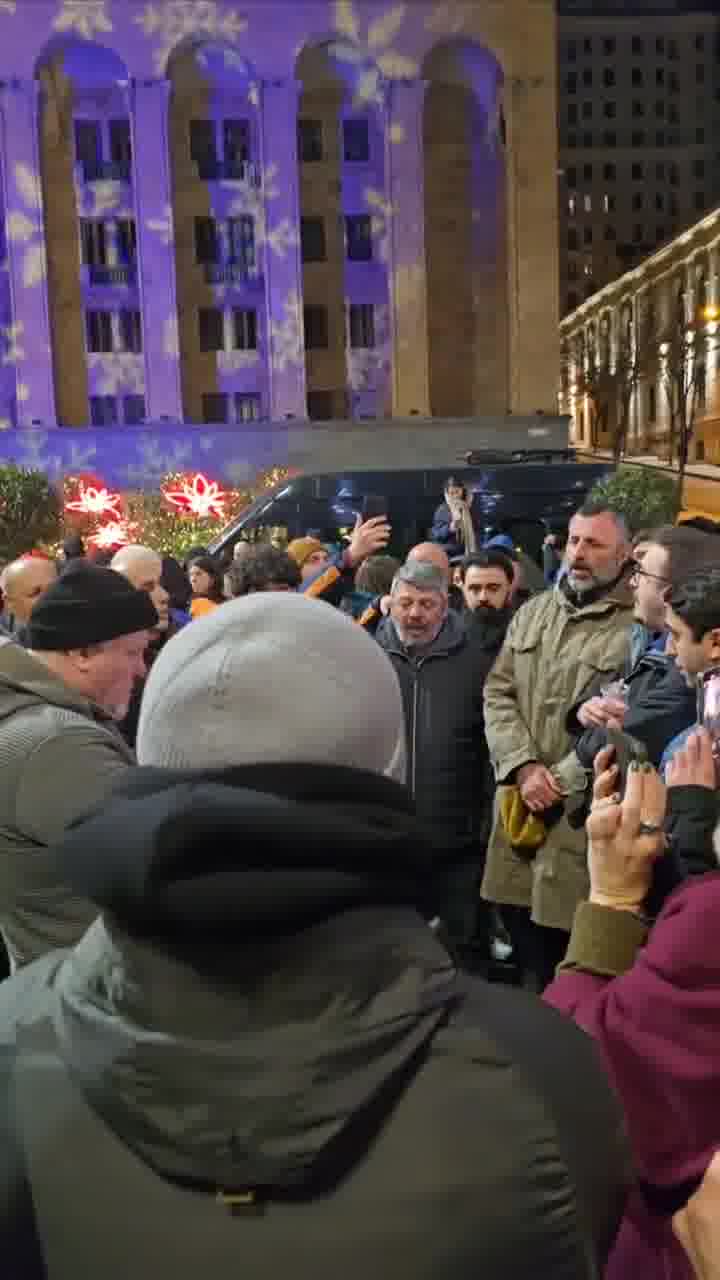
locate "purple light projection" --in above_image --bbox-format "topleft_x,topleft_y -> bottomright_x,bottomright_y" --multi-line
0,0 -> 508,487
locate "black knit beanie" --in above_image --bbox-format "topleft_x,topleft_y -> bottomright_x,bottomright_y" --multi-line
27,563 -> 159,651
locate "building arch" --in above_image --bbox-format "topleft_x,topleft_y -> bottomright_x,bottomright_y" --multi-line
422,39 -> 507,416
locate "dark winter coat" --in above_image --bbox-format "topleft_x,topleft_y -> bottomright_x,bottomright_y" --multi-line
0,761 -> 630,1280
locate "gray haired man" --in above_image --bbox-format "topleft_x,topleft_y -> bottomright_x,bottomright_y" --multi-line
375,562 -> 502,967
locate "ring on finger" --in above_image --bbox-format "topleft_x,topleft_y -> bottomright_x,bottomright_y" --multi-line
638,820 -> 663,836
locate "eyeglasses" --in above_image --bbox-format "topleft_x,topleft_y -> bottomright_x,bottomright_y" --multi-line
629,561 -> 670,587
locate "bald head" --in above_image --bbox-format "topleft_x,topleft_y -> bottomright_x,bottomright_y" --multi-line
111,545 -> 170,631
407,542 -> 451,586
3,556 -> 57,624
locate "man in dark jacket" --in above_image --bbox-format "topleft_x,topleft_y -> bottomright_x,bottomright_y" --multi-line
0,592 -> 630,1280
375,561 -> 500,965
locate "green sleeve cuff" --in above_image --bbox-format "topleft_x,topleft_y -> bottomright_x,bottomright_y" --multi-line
560,901 -> 650,978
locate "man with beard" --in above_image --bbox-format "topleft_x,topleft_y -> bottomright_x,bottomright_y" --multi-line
110,545 -> 172,748
481,501 -> 634,991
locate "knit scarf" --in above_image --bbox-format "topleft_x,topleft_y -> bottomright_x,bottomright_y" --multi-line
445,490 -> 477,553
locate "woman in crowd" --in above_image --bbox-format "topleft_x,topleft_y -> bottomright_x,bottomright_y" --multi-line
431,476 -> 478,558
545,730 -> 720,1280
187,555 -> 225,618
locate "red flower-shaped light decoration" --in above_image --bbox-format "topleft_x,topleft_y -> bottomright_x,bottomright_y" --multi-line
89,520 -> 134,550
66,483 -> 122,519
162,472 -> 227,520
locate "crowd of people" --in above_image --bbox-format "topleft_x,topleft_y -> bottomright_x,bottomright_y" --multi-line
0,480 -> 718,1279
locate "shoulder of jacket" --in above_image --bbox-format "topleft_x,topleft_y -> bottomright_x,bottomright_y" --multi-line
0,703 -> 125,762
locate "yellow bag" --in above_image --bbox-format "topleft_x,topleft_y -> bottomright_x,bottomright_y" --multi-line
499,786 -> 547,851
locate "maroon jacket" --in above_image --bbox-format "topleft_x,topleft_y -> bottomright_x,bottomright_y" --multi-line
545,874 -> 720,1280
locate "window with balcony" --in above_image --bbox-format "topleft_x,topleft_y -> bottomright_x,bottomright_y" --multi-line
235,393 -> 262,422
224,118 -> 250,175
80,219 -> 107,267
116,219 -> 137,265
202,393 -> 229,424
228,215 -> 256,271
89,395 -> 117,426
198,307 -> 224,352
85,310 -> 113,353
119,308 -> 142,353
346,215 -> 372,261
123,394 -> 146,425
189,119 -> 217,177
233,308 -> 257,350
301,216 -> 327,262
343,118 -> 370,163
348,303 -> 375,349
108,119 -> 132,180
303,304 -> 328,348
298,118 -> 323,162
75,119 -> 101,181
194,217 -> 219,265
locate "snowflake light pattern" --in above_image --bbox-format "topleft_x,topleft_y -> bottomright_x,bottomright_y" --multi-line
1,321 -> 24,366
332,0 -> 418,106
162,472 -> 227,519
135,2 -> 248,75
66,484 -> 122,518
269,289 -> 303,373
53,0 -> 112,38
7,163 -> 46,288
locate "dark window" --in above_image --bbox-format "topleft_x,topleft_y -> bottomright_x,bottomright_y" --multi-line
696,64 -> 705,84
202,393 -> 228,424
583,37 -> 592,54
582,132 -> 593,148
669,38 -> 678,59
632,131 -> 645,147
566,166 -> 577,187
604,225 -> 616,241
108,119 -> 132,178
298,118 -> 323,162
583,226 -> 593,245
198,307 -> 224,352
303,304 -> 328,348
697,127 -> 706,144
224,118 -> 250,171
603,37 -> 615,55
656,162 -> 665,179
189,119 -> 216,172
583,163 -> 593,181
694,158 -> 706,178
656,130 -> 666,147
582,101 -> 593,119
123,394 -> 146,425
345,214 -> 372,261
648,383 -> 656,422
582,68 -> 592,87
632,36 -> 643,54
232,308 -> 257,350
567,228 -> 578,250
194,217 -> 219,264
300,216 -> 326,263
632,162 -> 644,180
603,162 -> 616,180
567,291 -> 580,311
656,67 -> 665,86
348,303 -> 375,349
85,310 -> 112,353
655,193 -> 664,211
565,72 -> 577,93
669,72 -> 680,93
119,308 -> 142,353
603,68 -> 615,88
632,101 -> 644,117
633,192 -> 644,211
80,219 -> 107,267
343,118 -> 370,162
655,100 -> 665,118
604,102 -> 616,120
228,214 -> 255,270
74,119 -> 102,179
656,36 -> 665,53
668,104 -> 679,125
566,40 -> 577,61
695,191 -> 706,211
603,131 -> 616,147
235,392 -> 262,422
565,104 -> 577,125
116,218 -> 136,265
696,33 -> 705,52
307,390 -> 334,420
631,68 -> 643,86
89,395 -> 117,426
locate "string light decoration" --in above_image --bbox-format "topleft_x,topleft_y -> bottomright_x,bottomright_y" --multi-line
65,481 -> 122,520
161,472 -> 228,520
88,519 -> 137,550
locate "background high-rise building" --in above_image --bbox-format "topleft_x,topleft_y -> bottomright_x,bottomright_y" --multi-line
558,0 -> 720,316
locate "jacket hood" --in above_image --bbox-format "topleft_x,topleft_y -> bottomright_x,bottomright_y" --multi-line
50,763 -> 458,1193
375,607 -> 467,657
0,639 -> 109,725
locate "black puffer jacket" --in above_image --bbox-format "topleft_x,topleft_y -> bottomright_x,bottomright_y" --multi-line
0,761 -> 630,1280
573,649 -> 696,770
376,611 -> 501,850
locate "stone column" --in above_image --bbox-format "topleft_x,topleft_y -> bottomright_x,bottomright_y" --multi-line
130,78 -> 183,422
0,79 -> 57,427
259,78 -> 306,420
387,79 -> 430,417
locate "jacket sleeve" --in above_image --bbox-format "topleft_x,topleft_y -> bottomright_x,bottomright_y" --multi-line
430,504 -> 453,546
483,612 -> 537,783
575,671 -> 696,770
15,727 -> 131,847
301,551 -> 353,608
545,882 -> 720,1189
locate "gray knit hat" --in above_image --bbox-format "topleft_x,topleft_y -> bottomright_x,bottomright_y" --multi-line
137,593 -> 406,782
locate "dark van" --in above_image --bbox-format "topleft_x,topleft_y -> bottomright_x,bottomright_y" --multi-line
208,457 -> 613,565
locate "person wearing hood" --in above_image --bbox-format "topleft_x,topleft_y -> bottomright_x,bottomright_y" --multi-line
0,591 -> 630,1280
375,561 -> 499,969
0,562 -> 157,971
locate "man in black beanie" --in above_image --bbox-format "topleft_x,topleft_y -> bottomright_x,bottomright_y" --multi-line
0,562 -> 157,971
